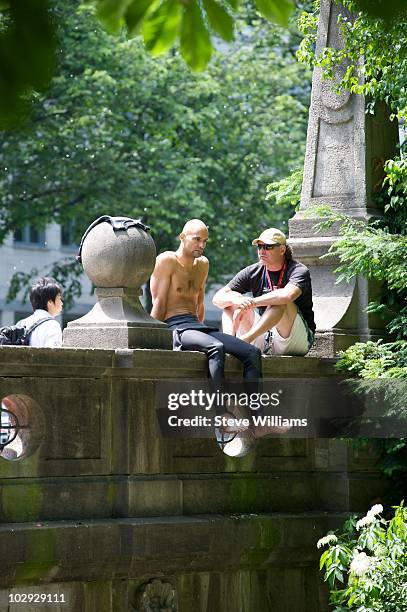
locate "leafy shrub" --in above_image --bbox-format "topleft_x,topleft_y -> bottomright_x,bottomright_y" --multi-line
318,503 -> 407,611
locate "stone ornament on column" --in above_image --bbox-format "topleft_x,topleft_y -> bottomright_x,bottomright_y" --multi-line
63,216 -> 172,350
289,0 -> 399,357
133,579 -> 178,612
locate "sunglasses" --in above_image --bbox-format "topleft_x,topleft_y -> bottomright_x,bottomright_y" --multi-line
257,244 -> 280,251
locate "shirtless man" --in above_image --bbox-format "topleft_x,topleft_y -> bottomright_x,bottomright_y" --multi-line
150,219 -> 262,429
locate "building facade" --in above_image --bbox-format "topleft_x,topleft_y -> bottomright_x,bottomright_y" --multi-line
0,223 -> 95,328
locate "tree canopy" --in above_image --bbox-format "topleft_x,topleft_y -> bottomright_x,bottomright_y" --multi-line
0,0 -> 405,126
1,0 -> 311,297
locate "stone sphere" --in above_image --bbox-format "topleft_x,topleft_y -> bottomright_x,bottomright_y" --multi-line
80,219 -> 156,288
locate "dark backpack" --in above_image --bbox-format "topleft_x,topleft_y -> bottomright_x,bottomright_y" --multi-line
0,317 -> 52,346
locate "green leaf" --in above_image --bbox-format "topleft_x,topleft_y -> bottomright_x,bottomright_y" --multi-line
96,0 -> 134,34
319,549 -> 331,570
180,0 -> 212,71
353,0 -> 406,22
254,0 -> 294,27
225,0 -> 239,9
0,0 -> 56,128
124,0 -> 158,36
143,0 -> 182,55
203,0 -> 234,42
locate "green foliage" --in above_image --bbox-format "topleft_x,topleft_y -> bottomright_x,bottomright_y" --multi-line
266,168 -> 303,211
351,0 -> 406,22
180,0 -> 212,71
253,0 -> 294,25
337,341 -> 407,380
379,440 -> 407,502
296,0 -> 319,68
298,0 -> 407,121
94,0 -> 298,71
318,503 -> 407,611
1,0 -> 405,126
0,0 -> 296,127
0,0 -> 56,128
381,158 -> 407,233
1,0 -> 311,307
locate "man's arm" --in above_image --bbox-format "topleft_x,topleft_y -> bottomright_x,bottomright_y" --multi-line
231,283 -> 302,335
213,266 -> 255,310
212,285 -> 255,310
197,258 -> 209,323
251,283 -> 301,307
150,253 -> 175,321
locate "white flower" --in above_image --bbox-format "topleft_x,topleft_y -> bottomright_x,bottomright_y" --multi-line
356,504 -> 383,530
356,513 -> 375,530
368,504 -> 383,517
350,552 -> 372,576
317,534 -> 338,549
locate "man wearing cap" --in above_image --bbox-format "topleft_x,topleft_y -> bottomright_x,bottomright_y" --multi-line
212,228 -> 315,356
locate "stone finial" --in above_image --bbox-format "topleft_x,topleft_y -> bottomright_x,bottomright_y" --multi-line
63,216 -> 172,350
79,217 -> 156,289
133,579 -> 178,612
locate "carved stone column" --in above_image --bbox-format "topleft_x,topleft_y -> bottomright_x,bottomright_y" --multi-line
289,0 -> 399,356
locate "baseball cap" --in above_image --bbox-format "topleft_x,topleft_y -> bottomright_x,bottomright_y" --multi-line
252,228 -> 286,246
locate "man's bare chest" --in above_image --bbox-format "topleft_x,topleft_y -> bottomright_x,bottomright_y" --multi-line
171,266 -> 204,297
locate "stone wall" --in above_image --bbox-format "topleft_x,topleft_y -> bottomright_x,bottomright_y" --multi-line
0,347 -> 384,611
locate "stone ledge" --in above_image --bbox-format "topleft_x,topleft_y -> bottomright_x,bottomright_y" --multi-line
0,346 -> 339,379
0,471 -> 385,523
0,513 -> 347,587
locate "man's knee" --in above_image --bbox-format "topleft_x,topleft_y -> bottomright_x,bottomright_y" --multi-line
252,345 -> 262,358
247,344 -> 262,364
222,305 -> 237,320
206,339 -> 225,357
266,304 -> 286,318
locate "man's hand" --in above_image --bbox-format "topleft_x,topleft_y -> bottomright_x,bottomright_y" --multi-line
213,286 -> 253,310
233,295 -> 255,310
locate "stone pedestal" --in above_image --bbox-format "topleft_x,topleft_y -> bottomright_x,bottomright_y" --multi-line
63,216 -> 172,350
289,0 -> 399,356
63,287 -> 171,350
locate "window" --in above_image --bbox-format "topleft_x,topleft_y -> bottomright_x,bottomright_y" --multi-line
61,220 -> 78,248
14,225 -> 46,247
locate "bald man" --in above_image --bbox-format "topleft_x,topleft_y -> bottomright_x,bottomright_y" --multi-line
151,220 -> 262,427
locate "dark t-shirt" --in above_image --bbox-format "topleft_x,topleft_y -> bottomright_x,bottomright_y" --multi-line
227,259 -> 316,332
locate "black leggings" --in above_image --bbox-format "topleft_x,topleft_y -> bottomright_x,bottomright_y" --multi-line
179,330 -> 262,416
179,329 -> 262,381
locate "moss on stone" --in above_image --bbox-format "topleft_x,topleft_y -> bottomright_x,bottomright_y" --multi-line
15,528 -> 56,583
2,483 -> 43,522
